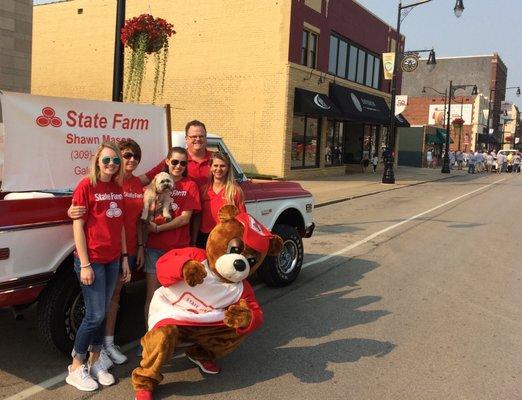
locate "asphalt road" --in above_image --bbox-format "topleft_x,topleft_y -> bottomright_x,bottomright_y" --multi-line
1,172 -> 521,399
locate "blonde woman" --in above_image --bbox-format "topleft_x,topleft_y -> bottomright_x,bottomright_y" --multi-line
66,142 -> 130,391
192,151 -> 246,248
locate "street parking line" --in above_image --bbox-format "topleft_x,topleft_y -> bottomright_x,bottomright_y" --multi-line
4,178 -> 505,400
299,177 -> 506,270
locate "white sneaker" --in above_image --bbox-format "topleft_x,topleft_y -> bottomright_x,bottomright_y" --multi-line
66,364 -> 98,391
99,348 -> 114,370
89,359 -> 115,386
104,343 -> 128,364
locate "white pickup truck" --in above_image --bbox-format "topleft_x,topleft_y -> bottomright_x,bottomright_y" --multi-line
0,132 -> 315,355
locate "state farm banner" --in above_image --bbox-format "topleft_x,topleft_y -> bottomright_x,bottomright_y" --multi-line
0,92 -> 168,191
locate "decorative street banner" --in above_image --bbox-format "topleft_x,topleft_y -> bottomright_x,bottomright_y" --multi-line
382,52 -> 395,80
428,104 -> 473,126
395,95 -> 408,115
0,91 -> 168,191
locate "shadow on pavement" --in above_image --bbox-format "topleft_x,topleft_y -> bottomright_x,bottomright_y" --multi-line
156,255 -> 394,397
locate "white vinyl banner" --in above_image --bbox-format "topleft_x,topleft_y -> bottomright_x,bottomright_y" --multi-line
0,92 -> 169,191
428,104 -> 473,126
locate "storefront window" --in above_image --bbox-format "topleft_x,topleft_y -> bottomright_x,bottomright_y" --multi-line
370,125 -> 379,158
291,115 -> 320,169
326,121 -> 344,166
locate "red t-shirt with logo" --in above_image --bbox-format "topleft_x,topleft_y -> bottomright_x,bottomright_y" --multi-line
147,177 -> 201,251
200,186 -> 246,233
145,150 -> 212,188
72,177 -> 124,263
122,175 -> 145,256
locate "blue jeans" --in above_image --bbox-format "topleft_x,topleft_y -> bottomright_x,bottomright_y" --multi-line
72,257 -> 120,362
468,164 -> 475,174
144,248 -> 166,274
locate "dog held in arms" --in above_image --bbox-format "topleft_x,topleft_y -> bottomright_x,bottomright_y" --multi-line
141,172 -> 174,224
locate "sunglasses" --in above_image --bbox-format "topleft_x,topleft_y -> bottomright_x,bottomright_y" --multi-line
170,159 -> 188,167
122,152 -> 140,161
100,156 -> 121,165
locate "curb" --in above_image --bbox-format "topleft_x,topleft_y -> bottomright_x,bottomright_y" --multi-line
314,173 -> 459,208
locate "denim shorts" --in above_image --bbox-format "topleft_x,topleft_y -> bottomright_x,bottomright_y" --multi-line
144,248 -> 166,274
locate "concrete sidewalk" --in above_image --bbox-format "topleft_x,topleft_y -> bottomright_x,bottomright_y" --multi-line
295,166 -> 469,207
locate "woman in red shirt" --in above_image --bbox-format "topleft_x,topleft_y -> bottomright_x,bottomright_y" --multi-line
192,151 -> 246,249
66,142 -> 130,392
68,140 -> 145,368
144,147 -> 201,328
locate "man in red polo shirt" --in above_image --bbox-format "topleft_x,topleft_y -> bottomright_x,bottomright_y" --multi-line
141,120 -> 212,187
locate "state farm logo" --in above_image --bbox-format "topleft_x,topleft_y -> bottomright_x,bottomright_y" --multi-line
36,107 -> 62,127
106,202 -> 122,218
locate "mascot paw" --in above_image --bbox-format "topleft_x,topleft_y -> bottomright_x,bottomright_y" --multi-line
183,261 -> 207,287
224,299 -> 252,329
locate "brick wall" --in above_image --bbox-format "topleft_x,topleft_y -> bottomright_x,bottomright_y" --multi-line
32,0 -> 291,177
0,0 -> 32,121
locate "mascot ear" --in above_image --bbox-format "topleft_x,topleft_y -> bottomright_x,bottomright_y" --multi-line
267,234 -> 284,256
218,204 -> 240,222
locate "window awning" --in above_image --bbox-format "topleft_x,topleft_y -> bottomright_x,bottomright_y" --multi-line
396,114 -> 410,127
293,88 -> 342,117
329,84 -> 390,125
426,133 -> 443,144
436,128 -> 454,143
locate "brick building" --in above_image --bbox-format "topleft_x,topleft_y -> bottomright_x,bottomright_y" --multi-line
0,0 -> 32,179
0,0 -> 32,121
32,0 -> 403,178
401,54 -> 508,151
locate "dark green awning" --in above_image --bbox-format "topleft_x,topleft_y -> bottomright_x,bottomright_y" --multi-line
436,128 -> 454,143
426,133 -> 442,144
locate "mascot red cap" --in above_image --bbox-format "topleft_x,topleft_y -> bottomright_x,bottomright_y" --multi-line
234,212 -> 274,253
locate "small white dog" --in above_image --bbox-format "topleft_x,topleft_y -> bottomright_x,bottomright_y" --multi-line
141,172 -> 174,222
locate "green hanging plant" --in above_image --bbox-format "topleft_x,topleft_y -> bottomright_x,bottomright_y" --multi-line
121,14 -> 175,103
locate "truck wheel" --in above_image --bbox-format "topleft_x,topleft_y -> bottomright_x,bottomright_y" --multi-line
37,269 -> 83,356
257,224 -> 303,287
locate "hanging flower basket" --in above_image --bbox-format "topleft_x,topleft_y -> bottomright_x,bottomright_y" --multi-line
451,117 -> 465,128
121,14 -> 175,103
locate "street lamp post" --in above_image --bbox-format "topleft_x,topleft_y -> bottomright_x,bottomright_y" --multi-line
441,82 -> 477,173
483,86 -> 521,151
112,0 -> 126,102
382,0 -> 465,184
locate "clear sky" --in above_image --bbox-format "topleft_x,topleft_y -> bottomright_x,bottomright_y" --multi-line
33,0 -> 521,108
355,0 -> 522,109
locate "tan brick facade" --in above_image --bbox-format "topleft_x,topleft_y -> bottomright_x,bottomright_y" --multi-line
32,0 -> 395,178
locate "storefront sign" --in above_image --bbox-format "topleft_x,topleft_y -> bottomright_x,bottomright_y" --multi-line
382,52 -> 395,80
428,104 -> 472,126
0,91 -> 168,191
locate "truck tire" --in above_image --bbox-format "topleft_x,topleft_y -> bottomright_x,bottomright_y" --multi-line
257,224 -> 303,287
37,269 -> 83,356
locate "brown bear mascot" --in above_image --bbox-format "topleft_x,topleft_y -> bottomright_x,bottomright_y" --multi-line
132,205 -> 283,400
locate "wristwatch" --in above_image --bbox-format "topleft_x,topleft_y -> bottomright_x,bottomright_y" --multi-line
122,253 -> 129,258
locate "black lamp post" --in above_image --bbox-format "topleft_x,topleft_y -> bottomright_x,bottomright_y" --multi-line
441,82 -> 477,173
112,0 -> 126,102
383,0 -> 465,184
483,86 -> 521,151
422,86 -> 448,155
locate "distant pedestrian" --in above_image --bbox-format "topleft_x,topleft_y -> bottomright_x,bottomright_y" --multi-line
361,151 -> 370,173
456,150 -> 464,170
426,149 -> 433,168
449,151 -> 456,169
371,152 -> 379,173
513,152 -> 520,174
485,152 -> 494,173
468,151 -> 476,174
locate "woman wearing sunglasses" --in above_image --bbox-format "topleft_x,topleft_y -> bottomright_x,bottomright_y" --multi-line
66,142 -> 131,392
192,151 -> 246,249
68,139 -> 146,369
143,146 -> 201,333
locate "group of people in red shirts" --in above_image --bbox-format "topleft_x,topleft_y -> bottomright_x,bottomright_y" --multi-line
65,120 -> 246,392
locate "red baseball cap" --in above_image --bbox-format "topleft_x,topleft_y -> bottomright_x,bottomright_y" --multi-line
234,213 -> 273,253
